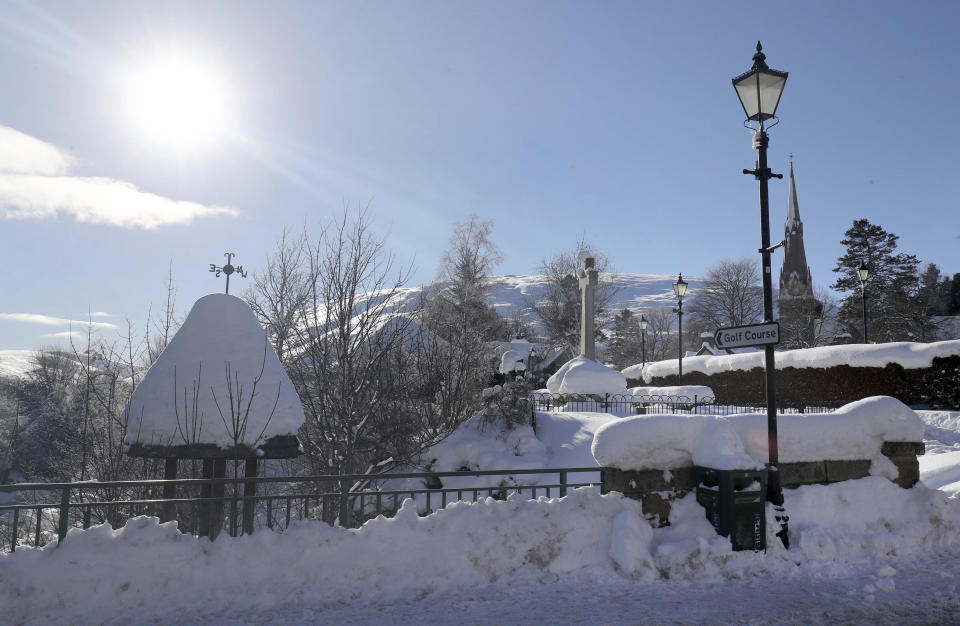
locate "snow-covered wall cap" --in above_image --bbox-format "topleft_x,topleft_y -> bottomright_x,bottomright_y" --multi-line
546,356 -> 626,395
125,293 -> 305,449
592,396 -> 924,471
629,340 -> 960,383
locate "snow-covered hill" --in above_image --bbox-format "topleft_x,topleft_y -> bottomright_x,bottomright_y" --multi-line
357,272 -> 698,340
0,273 -> 694,380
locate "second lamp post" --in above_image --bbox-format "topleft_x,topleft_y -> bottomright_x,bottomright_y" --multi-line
857,261 -> 870,343
673,274 -> 687,385
639,314 -> 648,367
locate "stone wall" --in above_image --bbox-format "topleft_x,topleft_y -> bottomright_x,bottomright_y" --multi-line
603,441 -> 924,526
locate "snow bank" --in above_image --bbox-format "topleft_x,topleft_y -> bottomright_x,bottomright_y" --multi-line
4,478 -> 960,624
498,349 -> 528,374
920,450 -> 960,496
628,385 -> 714,399
125,293 -> 305,449
592,396 -> 924,471
388,412 -> 609,500
419,416 -> 547,473
546,356 -> 626,394
632,340 -> 960,382
918,410 -> 960,496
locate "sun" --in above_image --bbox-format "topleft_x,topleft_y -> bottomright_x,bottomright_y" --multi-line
124,54 -> 233,149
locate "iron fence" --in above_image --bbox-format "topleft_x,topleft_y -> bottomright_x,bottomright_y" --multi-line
0,466 -> 603,553
530,392 -> 838,426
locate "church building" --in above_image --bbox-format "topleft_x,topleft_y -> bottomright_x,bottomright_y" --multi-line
777,160 -> 823,347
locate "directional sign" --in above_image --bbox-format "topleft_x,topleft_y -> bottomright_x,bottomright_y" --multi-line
714,321 -> 780,349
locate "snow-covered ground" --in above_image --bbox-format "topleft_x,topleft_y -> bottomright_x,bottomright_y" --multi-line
2,478 -> 960,624
919,410 -> 960,497
3,407 -> 960,623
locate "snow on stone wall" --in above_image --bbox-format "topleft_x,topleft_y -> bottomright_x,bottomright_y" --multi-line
124,293 -> 305,449
591,396 -> 924,471
625,340 -> 960,383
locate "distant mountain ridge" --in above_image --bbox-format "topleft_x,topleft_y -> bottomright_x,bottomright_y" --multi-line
0,273 -> 701,379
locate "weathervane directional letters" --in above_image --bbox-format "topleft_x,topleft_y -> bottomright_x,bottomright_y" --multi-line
209,252 -> 248,294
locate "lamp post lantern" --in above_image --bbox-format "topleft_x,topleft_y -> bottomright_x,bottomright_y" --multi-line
857,261 -> 869,343
673,274 -> 687,385
734,41 -> 789,548
639,314 -> 648,367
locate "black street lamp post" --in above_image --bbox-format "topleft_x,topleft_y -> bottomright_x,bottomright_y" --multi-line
733,41 -> 789,548
673,274 -> 687,385
857,261 -> 869,343
639,314 -> 648,367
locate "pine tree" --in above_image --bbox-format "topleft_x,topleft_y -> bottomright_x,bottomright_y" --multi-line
608,309 -> 642,369
831,219 -> 921,342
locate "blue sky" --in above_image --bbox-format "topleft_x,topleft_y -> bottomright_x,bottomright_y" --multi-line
0,0 -> 958,350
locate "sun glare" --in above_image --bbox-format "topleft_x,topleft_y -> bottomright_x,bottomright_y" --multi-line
125,54 -> 232,149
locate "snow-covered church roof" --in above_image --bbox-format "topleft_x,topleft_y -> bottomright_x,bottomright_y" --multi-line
124,293 -> 305,458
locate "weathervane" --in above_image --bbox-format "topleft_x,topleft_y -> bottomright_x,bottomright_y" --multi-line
209,252 -> 248,294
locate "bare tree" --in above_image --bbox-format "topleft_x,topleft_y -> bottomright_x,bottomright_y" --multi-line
686,258 -> 763,340
779,286 -> 837,349
289,207 -> 416,478
245,227 -> 313,362
146,263 -> 179,364
645,307 -> 677,363
211,340 -> 282,452
528,237 -> 618,353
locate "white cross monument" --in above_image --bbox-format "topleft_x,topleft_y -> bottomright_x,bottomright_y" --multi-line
579,256 -> 598,360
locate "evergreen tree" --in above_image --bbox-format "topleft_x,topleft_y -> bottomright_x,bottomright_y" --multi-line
608,309 -> 642,370
831,219 -> 921,342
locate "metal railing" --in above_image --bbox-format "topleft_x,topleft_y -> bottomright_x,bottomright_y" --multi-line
0,466 -> 603,553
530,392 -> 838,419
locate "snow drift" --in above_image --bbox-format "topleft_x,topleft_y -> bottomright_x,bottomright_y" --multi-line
546,356 -> 626,395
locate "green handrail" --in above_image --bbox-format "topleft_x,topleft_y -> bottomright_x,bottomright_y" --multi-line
0,466 -> 605,552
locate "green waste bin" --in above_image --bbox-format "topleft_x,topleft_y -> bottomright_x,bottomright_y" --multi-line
695,466 -> 767,551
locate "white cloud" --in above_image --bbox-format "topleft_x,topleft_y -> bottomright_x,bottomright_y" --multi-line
42,331 -> 84,340
0,313 -> 119,329
0,125 -> 238,228
89,311 -> 113,318
0,126 -> 73,175
0,173 -> 237,228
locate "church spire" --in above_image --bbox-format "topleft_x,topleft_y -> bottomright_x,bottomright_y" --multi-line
785,156 -> 800,229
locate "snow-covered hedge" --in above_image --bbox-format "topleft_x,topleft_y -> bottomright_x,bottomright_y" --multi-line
591,396 -> 924,471
628,341 -> 960,380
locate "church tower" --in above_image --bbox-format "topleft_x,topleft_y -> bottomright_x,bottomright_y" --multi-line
777,159 -> 822,347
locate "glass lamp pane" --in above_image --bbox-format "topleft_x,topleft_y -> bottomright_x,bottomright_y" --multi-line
757,71 -> 786,118
734,72 -> 760,120
673,277 -> 688,298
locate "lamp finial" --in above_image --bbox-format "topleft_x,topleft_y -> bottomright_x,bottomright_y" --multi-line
752,42 -> 768,70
